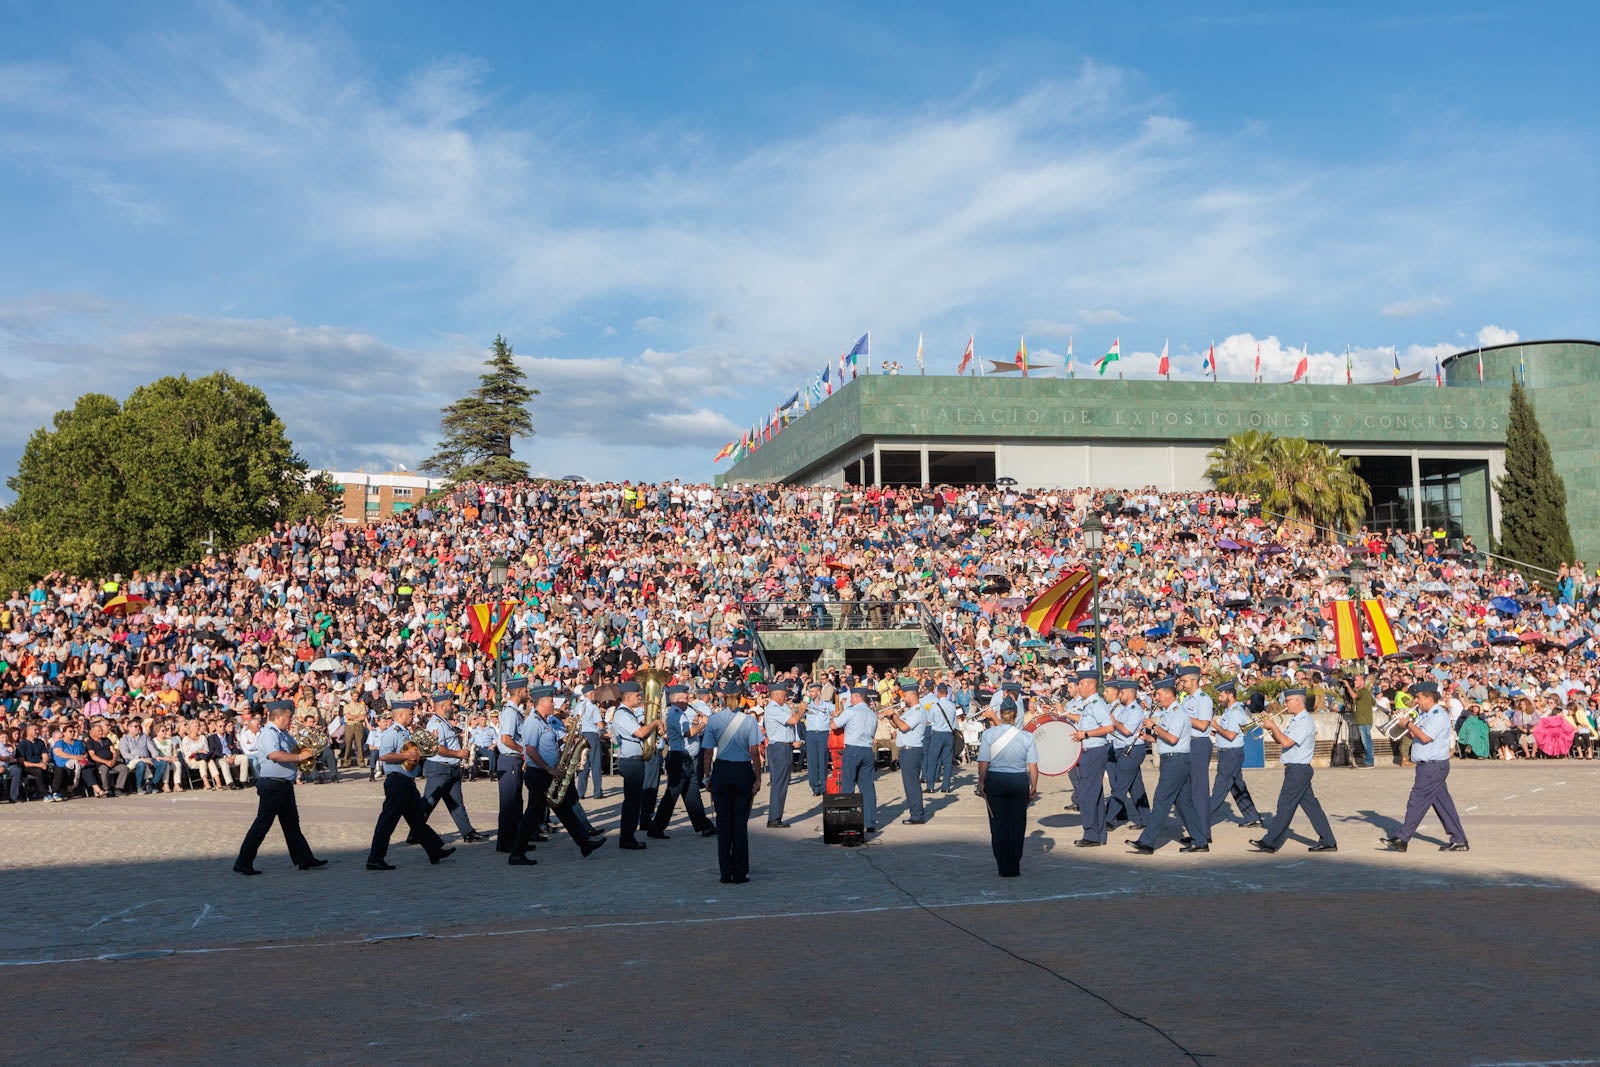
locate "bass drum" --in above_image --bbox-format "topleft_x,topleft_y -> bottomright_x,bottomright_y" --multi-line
1027,715 -> 1083,777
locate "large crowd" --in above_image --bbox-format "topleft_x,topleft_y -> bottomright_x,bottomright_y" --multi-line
2,480 -> 1597,803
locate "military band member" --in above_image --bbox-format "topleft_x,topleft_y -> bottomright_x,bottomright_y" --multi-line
1106,678 -> 1151,828
803,680 -> 835,796
882,678 -> 928,824
1060,679 -> 1087,813
233,700 -> 326,875
923,682 -> 960,794
416,690 -> 485,843
578,682 -> 607,799
613,680 -> 664,850
1251,688 -> 1338,853
1177,666 -> 1214,845
976,698 -> 1038,877
495,677 -> 530,853
1129,677 -> 1206,854
366,701 -> 454,870
1207,680 -> 1262,830
508,687 -> 605,865
703,680 -> 763,883
1383,682 -> 1470,853
762,682 -> 803,827
650,684 -> 715,837
833,686 -> 880,833
1067,670 -> 1115,846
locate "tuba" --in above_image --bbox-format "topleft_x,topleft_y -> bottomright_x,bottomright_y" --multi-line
546,714 -> 590,805
635,667 -> 671,761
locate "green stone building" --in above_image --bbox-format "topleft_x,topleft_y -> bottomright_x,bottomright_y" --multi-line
720,338 -> 1600,561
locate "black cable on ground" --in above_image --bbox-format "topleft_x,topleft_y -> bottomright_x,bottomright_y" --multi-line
857,849 -> 1205,1066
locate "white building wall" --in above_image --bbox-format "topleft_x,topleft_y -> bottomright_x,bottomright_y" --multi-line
997,443 -> 1214,490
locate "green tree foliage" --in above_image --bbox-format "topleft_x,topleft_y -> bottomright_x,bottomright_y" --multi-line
1494,380 -> 1574,573
421,335 -> 538,483
1,373 -> 331,585
1205,431 -> 1372,533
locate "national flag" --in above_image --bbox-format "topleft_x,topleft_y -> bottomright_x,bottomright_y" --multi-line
1476,348 -> 1484,383
1345,345 -> 1353,385
1434,355 -> 1443,388
822,364 -> 832,396
466,601 -> 515,657
714,441 -> 736,462
845,333 -> 868,367
916,332 -> 925,375
1519,351 -> 1527,384
1067,335 -> 1075,379
1292,343 -> 1308,383
780,390 -> 799,411
1020,568 -> 1093,636
1201,342 -> 1214,379
1392,347 -> 1400,382
1157,339 -> 1170,378
1360,598 -> 1399,657
1095,338 -> 1120,375
1015,335 -> 1028,377
1254,343 -> 1261,383
1332,599 -> 1363,660
958,335 -> 974,375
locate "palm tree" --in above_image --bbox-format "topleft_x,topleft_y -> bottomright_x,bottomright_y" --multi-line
1205,432 -> 1371,534
1204,429 -> 1274,495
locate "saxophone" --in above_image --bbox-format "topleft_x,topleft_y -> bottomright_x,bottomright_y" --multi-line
546,715 -> 589,806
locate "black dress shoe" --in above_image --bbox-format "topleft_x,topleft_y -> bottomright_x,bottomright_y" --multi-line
1384,839 -> 1408,852
298,858 -> 329,870
1381,834 -> 1403,845
720,875 -> 733,884
1248,839 -> 1278,853
647,831 -> 671,839
732,876 -> 749,884
232,865 -> 261,876
531,834 -> 550,843
865,827 -> 877,834
1073,839 -> 1103,847
1179,843 -> 1210,853
366,860 -> 396,871
580,839 -> 605,858
403,837 -> 419,846
1308,843 -> 1338,853
429,847 -> 456,865
699,828 -> 717,837
767,820 -> 791,828
507,854 -> 537,866
461,831 -> 486,843
1064,804 -> 1079,812
619,839 -> 647,850
1128,842 -> 1155,854
902,818 -> 926,825
1440,841 -> 1470,852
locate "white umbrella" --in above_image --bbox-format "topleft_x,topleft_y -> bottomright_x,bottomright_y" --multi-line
308,657 -> 340,672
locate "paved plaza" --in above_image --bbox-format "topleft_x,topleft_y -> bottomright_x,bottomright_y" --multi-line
4,759 -> 1598,1064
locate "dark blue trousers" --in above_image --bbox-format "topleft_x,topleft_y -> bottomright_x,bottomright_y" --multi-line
898,747 -> 924,820
923,730 -> 955,792
1076,746 -> 1111,843
420,765 -> 474,836
496,761 -> 523,852
1106,744 -> 1149,825
1135,754 -> 1202,849
368,772 -> 444,863
1260,764 -> 1336,848
235,779 -> 313,869
1207,746 -> 1260,826
1189,736 -> 1213,841
805,731 -> 830,795
985,771 -> 1030,875
709,760 -> 755,880
617,757 -> 647,844
651,751 -> 712,833
840,745 -> 877,829
581,731 -> 604,798
766,743 -> 793,822
1398,760 -> 1467,844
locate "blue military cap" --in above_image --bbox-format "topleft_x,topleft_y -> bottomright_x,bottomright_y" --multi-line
717,680 -> 744,696
1216,679 -> 1237,694
850,686 -> 874,698
530,685 -> 559,700
807,679 -> 823,689
664,684 -> 689,698
998,697 -> 1018,713
263,699 -> 294,712
430,689 -> 454,702
1283,687 -> 1308,699
1075,670 -> 1101,682
618,681 -> 643,695
506,677 -> 528,691
391,699 -> 416,709
770,682 -> 792,695
1410,681 -> 1440,696
1153,677 -> 1178,693
1112,678 -> 1138,691
1003,681 -> 1022,693
1176,665 -> 1202,678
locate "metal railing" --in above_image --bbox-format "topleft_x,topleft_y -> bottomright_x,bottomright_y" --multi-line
741,599 -> 928,633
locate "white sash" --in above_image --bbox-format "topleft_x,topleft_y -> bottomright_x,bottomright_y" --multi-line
989,725 -> 1020,760
723,711 -> 751,756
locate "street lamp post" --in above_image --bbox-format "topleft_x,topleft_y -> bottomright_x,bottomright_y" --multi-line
1082,512 -> 1105,677
489,556 -> 510,710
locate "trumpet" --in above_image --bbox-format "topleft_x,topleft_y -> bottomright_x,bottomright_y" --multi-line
1240,711 -> 1284,735
1379,711 -> 1414,741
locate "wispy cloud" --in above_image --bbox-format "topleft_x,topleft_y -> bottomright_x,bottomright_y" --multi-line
1381,295 -> 1452,318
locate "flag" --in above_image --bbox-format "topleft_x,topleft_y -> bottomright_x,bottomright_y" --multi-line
845,332 -> 868,379
466,601 -> 515,657
1157,339 -> 1170,378
1067,335 -> 1075,379
822,364 -> 832,396
1020,568 -> 1094,636
1095,338 -> 1120,376
916,332 -> 925,375
1345,345 -> 1353,385
780,390 -> 799,410
1434,355 -> 1443,388
958,335 -> 973,375
1015,335 -> 1028,377
1254,343 -> 1261,383
1392,346 -> 1400,382
1292,343 -> 1308,383
1519,351 -> 1527,384
1201,342 -> 1214,379
1361,598 -> 1399,656
1332,599 -> 1363,660
1477,348 -> 1484,383
714,441 -> 736,462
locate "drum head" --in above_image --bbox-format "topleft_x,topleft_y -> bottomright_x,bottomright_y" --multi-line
1029,719 -> 1082,777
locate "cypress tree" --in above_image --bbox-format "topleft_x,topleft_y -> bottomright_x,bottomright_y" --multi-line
421,335 -> 539,483
1494,380 -> 1574,573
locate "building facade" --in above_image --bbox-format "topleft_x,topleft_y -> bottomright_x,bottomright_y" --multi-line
720,339 -> 1600,561
315,470 -> 446,524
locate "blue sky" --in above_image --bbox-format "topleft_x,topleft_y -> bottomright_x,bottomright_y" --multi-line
2,1 -> 1596,487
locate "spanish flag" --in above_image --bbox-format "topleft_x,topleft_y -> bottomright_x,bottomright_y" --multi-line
466,601 -> 515,656
1021,567 -> 1093,636
1332,599 -> 1362,660
1015,334 -> 1029,377
1361,598 -> 1399,656
714,441 -> 736,462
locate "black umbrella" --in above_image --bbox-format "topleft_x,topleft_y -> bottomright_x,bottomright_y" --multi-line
1263,596 -> 1293,608
16,683 -> 64,696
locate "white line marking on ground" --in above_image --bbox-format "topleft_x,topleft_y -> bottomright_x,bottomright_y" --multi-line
1530,787 -> 1544,793
1474,1058 -> 1600,1066
191,903 -> 212,930
83,901 -> 160,932
1466,806 -> 1479,812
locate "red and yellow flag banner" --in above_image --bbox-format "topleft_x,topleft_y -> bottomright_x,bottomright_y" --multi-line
1332,599 -> 1362,659
1021,568 -> 1094,636
1360,598 -> 1399,657
467,601 -> 515,656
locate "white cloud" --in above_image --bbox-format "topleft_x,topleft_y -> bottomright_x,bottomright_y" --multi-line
1080,308 -> 1132,325
1381,296 -> 1452,318
1023,319 -> 1077,338
1476,324 -> 1519,347
633,316 -> 666,334
600,324 -> 618,338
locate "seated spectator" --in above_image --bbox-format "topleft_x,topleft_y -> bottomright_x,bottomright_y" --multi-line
84,719 -> 132,796
0,726 -> 17,802
50,723 -> 89,801
180,720 -> 225,790
150,721 -> 184,793
118,718 -> 167,794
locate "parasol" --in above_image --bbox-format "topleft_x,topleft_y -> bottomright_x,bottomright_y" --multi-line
1420,581 -> 1450,593
1144,625 -> 1173,638
1488,597 -> 1521,616
1533,714 -> 1575,757
1217,539 -> 1244,551
1258,544 -> 1288,556
308,657 -> 341,672
102,594 -> 149,617
1174,635 -> 1206,647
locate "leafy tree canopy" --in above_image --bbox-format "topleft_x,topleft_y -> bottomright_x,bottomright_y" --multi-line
1204,430 -> 1372,534
421,335 -> 538,483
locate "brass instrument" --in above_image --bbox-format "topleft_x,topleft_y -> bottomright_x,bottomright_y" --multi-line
291,724 -> 329,775
1379,710 -> 1414,742
635,667 -> 671,761
1240,711 -> 1283,736
546,714 -> 589,805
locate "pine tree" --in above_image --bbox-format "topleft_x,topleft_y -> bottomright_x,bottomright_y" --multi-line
421,335 -> 538,483
1494,380 -> 1574,573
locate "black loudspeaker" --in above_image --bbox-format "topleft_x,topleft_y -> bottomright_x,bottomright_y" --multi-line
823,793 -> 864,844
